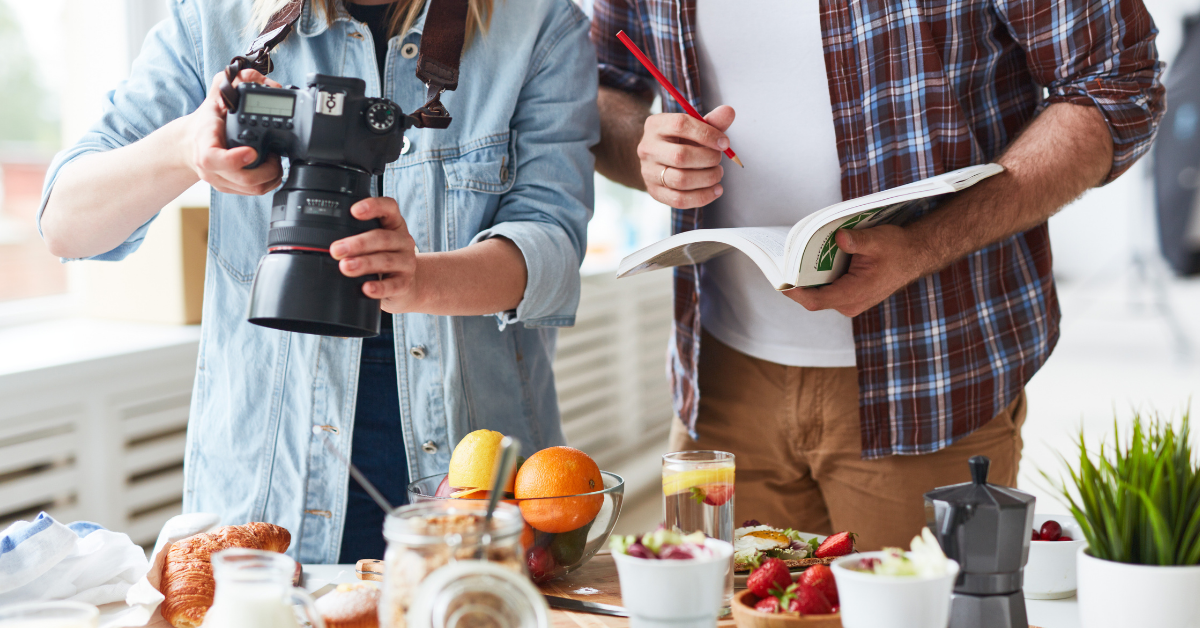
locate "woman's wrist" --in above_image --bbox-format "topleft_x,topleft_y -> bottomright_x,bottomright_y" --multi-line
163,116 -> 202,182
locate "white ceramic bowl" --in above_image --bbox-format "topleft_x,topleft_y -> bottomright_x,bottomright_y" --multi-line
612,538 -> 734,628
1024,513 -> 1087,599
831,552 -> 960,628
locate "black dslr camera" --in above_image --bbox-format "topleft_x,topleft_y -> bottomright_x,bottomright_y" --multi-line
225,73 -> 414,337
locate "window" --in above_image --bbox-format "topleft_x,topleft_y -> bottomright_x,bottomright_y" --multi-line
0,0 -> 66,303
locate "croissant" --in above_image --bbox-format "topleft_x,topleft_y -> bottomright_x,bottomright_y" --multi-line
160,522 -> 292,628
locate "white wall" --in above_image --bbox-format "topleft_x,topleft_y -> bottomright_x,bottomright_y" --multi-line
1049,0 -> 1200,280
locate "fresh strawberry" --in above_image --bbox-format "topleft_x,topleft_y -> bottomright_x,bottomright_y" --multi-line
798,564 -> 838,606
815,531 -> 856,558
754,596 -> 781,613
1059,536 -> 1073,542
746,558 -> 793,599
689,483 -> 735,506
1031,529 -> 1041,541
787,583 -> 834,615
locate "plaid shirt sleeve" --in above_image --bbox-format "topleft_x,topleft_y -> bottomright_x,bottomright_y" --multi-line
590,0 -> 656,96
997,0 -> 1166,182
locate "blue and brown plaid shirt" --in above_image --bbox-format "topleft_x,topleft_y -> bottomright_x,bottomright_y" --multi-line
592,0 -> 1165,458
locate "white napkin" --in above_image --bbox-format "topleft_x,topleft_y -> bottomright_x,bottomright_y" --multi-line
0,513 -> 148,605
116,513 -> 222,628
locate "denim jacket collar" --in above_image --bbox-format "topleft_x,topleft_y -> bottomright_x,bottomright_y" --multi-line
297,0 -> 429,38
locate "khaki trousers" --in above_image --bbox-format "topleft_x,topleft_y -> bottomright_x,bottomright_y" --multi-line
668,331 -> 1026,551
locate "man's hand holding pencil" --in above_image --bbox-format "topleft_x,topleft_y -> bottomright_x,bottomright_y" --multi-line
616,30 -> 742,210
639,106 -> 736,209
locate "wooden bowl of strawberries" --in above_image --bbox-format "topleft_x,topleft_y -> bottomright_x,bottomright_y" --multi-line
731,530 -> 858,628
731,560 -> 843,628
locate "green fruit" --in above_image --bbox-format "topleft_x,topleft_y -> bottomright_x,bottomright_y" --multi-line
550,520 -> 593,566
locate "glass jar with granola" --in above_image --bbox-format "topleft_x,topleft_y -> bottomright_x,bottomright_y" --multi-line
379,501 -> 525,628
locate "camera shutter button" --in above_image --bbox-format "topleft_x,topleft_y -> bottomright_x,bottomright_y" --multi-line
401,43 -> 418,59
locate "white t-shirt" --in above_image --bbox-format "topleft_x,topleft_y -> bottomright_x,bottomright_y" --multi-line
694,0 -> 856,367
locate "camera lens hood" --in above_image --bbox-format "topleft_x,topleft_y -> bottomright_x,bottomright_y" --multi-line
248,251 -> 381,337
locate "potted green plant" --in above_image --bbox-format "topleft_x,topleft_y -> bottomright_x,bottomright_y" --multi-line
1045,410 -> 1200,628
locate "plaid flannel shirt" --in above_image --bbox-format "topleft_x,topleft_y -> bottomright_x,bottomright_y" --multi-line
592,0 -> 1164,458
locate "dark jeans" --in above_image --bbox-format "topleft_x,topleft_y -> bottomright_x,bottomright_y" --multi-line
338,314 -> 409,563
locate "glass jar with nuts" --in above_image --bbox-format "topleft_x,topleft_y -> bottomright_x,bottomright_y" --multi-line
379,501 -> 525,628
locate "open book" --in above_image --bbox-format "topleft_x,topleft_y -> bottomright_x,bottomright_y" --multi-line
617,164 -> 1004,289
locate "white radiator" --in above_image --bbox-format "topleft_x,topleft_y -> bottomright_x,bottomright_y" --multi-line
0,272 -> 675,545
0,321 -> 199,546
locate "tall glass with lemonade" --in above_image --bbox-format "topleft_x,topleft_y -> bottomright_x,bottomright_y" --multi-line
662,450 -> 735,604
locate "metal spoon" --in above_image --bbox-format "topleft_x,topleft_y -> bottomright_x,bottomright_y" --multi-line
477,436 -> 520,558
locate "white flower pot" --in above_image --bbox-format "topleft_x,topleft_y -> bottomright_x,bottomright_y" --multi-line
1077,547 -> 1200,628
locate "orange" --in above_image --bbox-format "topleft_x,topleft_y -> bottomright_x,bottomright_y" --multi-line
514,446 -> 604,533
520,522 -> 536,552
447,429 -> 516,493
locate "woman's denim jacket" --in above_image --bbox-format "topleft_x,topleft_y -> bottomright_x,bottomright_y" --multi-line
39,0 -> 599,563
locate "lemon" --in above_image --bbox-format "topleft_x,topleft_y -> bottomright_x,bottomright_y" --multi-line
661,467 -> 735,495
448,429 -> 515,492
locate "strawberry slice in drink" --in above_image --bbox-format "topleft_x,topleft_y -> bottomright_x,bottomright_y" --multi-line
689,483 -> 734,506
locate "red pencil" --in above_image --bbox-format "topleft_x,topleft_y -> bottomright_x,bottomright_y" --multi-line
616,30 -> 744,168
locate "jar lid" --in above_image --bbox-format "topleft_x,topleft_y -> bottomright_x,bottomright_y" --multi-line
407,561 -> 549,628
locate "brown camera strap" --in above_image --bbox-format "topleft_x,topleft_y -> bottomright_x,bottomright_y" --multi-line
218,0 -> 467,129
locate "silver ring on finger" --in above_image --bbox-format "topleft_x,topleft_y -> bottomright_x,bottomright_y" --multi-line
660,166 -> 671,189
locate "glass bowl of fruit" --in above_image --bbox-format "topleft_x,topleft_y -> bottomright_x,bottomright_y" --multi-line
407,431 -> 625,583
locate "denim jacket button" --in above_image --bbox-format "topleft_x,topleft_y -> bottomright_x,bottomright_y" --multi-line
421,440 -> 438,454
409,345 -> 426,359
401,136 -> 412,155
401,42 -> 419,59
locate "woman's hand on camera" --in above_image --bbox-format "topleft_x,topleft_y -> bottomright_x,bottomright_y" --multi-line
330,197 -> 421,312
638,105 -> 734,209
180,69 -> 284,195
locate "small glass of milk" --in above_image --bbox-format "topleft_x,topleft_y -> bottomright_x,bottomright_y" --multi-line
202,549 -> 324,628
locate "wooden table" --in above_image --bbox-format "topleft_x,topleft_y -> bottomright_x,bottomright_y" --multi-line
301,557 -> 1075,627
537,551 -> 736,627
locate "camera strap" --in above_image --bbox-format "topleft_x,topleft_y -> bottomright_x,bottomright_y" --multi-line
219,0 -> 468,129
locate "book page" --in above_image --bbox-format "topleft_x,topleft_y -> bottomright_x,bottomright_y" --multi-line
618,227 -> 791,288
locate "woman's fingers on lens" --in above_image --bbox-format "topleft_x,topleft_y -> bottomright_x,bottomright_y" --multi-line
339,252 -> 412,277
350,197 -> 406,230
330,228 -> 412,260
366,274 -> 413,299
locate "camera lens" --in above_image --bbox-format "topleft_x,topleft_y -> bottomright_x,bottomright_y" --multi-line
247,162 -> 382,337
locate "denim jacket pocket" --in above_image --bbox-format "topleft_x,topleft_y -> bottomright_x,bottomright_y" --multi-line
443,131 -> 517,194
209,196 -> 270,284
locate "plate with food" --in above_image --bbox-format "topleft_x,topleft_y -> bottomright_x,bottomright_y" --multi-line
732,521 -> 856,588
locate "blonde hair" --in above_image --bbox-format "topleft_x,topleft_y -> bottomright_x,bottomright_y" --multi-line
252,0 -> 491,46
